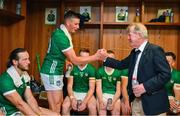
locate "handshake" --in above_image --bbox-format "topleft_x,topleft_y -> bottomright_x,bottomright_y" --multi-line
95,49 -> 109,61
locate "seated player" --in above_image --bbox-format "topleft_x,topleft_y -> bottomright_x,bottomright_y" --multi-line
165,52 -> 180,114
62,48 -> 97,115
96,50 -> 121,115
0,48 -> 59,116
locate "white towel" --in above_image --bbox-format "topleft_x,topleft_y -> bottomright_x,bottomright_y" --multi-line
60,24 -> 73,47
7,66 -> 30,87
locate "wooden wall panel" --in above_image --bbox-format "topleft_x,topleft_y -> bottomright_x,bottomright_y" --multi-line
0,0 -> 27,74
148,29 -> 178,67
103,29 -> 131,60
72,29 -> 100,68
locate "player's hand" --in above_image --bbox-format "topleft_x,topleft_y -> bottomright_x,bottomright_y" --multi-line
99,101 -> 106,110
78,102 -> 86,111
71,98 -> 77,111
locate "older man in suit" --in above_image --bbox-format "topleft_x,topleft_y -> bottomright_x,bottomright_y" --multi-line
99,23 -> 171,115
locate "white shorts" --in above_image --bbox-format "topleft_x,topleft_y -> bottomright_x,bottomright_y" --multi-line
74,92 -> 87,101
40,73 -> 64,91
102,93 -> 114,104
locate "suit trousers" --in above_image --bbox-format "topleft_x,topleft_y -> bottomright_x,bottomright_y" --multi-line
132,98 -> 167,116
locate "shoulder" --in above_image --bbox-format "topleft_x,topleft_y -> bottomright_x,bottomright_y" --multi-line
52,28 -> 68,40
0,71 -> 13,83
87,64 -> 96,70
148,43 -> 164,51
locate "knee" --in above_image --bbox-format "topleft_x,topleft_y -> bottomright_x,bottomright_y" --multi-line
62,101 -> 70,111
88,101 -> 96,111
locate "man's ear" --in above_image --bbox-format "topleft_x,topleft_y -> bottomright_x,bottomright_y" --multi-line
12,59 -> 18,66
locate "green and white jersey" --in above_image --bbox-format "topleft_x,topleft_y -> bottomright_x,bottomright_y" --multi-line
96,66 -> 121,94
41,24 -> 73,75
120,69 -> 128,77
165,69 -> 180,96
0,72 -> 30,115
70,64 -> 96,93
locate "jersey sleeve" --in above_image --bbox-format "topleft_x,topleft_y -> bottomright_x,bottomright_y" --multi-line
121,69 -> 128,77
88,65 -> 96,79
0,77 -> 16,96
96,68 -> 102,80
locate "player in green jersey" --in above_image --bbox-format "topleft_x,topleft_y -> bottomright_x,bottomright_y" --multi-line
96,50 -> 121,115
40,10 -> 100,113
0,48 -> 58,116
62,48 -> 97,115
165,52 -> 180,114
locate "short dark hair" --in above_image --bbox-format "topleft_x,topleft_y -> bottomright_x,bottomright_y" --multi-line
107,50 -> 115,54
7,48 -> 27,68
79,48 -> 90,54
165,52 -> 176,61
64,10 -> 80,21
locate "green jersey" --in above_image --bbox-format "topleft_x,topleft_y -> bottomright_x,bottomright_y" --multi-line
41,24 -> 73,75
96,66 -> 121,94
70,64 -> 96,93
121,69 -> 128,77
165,69 -> 180,96
0,72 -> 30,115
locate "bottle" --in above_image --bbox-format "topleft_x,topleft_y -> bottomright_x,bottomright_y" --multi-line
125,9 -> 128,22
106,98 -> 112,110
16,0 -> 21,15
65,64 -> 73,77
135,8 -> 140,22
132,77 -> 139,87
77,100 -> 82,111
165,10 -> 170,23
170,10 -> 174,23
0,0 -> 5,9
173,100 -> 180,113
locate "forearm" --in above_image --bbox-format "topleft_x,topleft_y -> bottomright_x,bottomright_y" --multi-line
71,55 -> 97,65
122,88 -> 129,102
16,101 -> 36,115
26,96 -> 42,115
96,81 -> 103,102
68,85 -> 74,98
83,89 -> 94,104
112,91 -> 120,104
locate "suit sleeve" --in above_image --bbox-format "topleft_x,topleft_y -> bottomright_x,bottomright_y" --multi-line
103,55 -> 130,70
143,46 -> 171,94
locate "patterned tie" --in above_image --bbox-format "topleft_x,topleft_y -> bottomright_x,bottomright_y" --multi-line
134,50 -> 141,64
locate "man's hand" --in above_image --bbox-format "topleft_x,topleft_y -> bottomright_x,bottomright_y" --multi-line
99,101 -> 106,110
97,49 -> 108,61
78,102 -> 86,111
71,98 -> 77,111
133,83 -> 146,97
121,99 -> 131,115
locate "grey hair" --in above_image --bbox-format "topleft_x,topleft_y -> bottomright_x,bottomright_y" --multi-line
127,23 -> 148,38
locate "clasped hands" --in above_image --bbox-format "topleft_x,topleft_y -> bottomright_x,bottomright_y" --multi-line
95,48 -> 108,61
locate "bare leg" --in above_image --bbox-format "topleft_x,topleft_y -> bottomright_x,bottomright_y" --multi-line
97,100 -> 106,115
47,90 -> 63,113
87,96 -> 97,115
111,99 -> 121,115
62,96 -> 71,115
39,107 -> 60,115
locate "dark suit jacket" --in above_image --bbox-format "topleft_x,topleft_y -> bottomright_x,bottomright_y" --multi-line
103,42 -> 171,115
